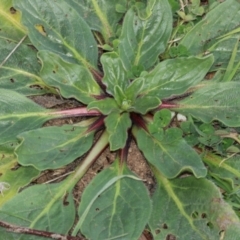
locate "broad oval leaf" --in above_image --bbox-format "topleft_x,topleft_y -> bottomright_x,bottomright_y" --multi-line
39,51 -> 102,104
0,39 -> 51,96
140,55 -> 214,99
0,181 -> 75,239
149,172 -> 240,240
133,126 -> 207,178
66,0 -> 123,42
175,82 -> 240,127
13,0 -> 98,69
105,112 -> 132,151
118,0 -> 172,70
75,160 -> 152,240
0,89 -> 53,144
15,125 -> 94,170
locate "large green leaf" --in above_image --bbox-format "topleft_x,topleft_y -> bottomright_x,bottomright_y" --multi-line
133,126 -> 207,178
0,181 -> 75,240
0,0 -> 26,42
0,39 -> 51,96
101,52 -> 129,95
39,51 -> 102,104
175,82 -> 240,127
140,55 -> 214,99
15,125 -> 94,170
105,112 -> 132,151
180,0 -> 240,54
66,0 -> 123,42
13,0 -> 98,70
0,142 -> 39,207
0,89 -> 54,144
75,160 -> 152,240
118,0 -> 172,70
149,171 -> 240,240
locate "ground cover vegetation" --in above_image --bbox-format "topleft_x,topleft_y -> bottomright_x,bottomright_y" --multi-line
1,0 -> 240,239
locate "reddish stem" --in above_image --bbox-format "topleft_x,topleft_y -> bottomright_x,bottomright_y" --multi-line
158,102 -> 179,109
51,107 -> 101,118
131,113 -> 148,132
0,220 -> 82,240
86,116 -> 105,133
119,133 -> 132,165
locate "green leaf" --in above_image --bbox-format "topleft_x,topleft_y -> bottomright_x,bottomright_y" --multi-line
203,153 -> 240,188
75,160 -> 152,240
118,0 -> 172,70
209,37 -> 240,71
223,39 -> 240,82
133,126 -> 207,178
13,0 -> 98,69
175,82 -> 240,127
101,52 -> 129,95
105,112 -> 132,151
0,143 -> 39,206
0,181 -> 75,239
180,0 -> 240,63
149,172 -> 240,239
0,39 -> 51,96
88,98 -> 119,115
66,0 -> 123,42
140,55 -> 214,99
148,110 -> 172,134
125,77 -> 145,100
132,96 -> 161,114
39,51 -> 102,104
0,0 -> 27,42
0,89 -> 53,144
15,125 -> 94,171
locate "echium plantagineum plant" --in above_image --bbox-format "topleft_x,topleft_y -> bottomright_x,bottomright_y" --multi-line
1,0 -> 240,239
